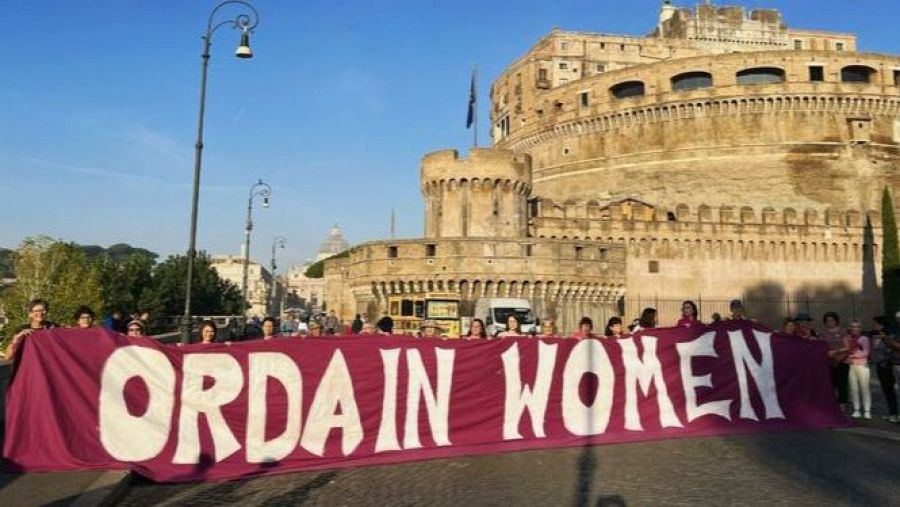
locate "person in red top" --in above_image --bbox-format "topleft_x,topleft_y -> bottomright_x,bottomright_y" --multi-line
572,316 -> 598,339
676,300 -> 701,328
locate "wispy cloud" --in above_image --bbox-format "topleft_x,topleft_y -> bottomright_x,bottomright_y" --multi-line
231,105 -> 246,128
121,125 -> 191,168
21,156 -> 170,185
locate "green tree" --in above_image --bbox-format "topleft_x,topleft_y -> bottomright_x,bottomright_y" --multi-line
95,251 -> 157,316
1,237 -> 103,345
882,187 -> 900,327
143,253 -> 244,317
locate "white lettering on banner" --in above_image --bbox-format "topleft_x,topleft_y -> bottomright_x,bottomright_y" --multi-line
403,348 -> 455,449
501,341 -> 558,440
300,350 -> 363,457
729,330 -> 786,421
562,339 -> 615,436
677,332 -> 732,422
173,354 -> 244,464
620,336 -> 682,431
245,353 -> 303,463
375,348 -> 402,453
99,346 -> 175,461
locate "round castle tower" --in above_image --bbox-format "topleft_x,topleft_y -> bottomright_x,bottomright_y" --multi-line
420,148 -> 532,239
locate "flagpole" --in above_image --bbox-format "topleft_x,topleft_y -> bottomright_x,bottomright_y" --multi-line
473,63 -> 478,148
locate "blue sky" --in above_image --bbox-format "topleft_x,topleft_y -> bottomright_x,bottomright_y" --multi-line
2,0 -> 898,269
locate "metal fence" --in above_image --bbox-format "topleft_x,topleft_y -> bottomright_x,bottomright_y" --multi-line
622,295 -> 882,330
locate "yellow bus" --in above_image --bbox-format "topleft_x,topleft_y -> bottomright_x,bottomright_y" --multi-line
388,292 -> 461,337
388,294 -> 424,336
424,292 -> 461,338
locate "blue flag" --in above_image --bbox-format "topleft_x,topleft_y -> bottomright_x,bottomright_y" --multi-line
466,71 -> 476,129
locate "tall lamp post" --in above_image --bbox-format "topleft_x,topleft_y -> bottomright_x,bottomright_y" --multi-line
242,179 -> 271,317
181,0 -> 260,344
269,236 -> 287,316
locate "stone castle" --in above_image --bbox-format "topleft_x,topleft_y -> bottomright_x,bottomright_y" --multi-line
324,1 -> 900,331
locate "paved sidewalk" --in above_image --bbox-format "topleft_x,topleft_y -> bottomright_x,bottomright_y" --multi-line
116,421 -> 900,507
0,362 -> 131,507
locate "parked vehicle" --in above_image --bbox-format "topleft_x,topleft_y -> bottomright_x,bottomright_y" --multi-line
473,298 -> 536,336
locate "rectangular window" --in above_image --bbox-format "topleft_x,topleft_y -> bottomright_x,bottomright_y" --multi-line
575,245 -> 583,260
648,260 -> 660,273
525,244 -> 533,257
794,40 -> 803,50
596,64 -> 606,72
388,246 -> 398,258
894,70 -> 900,86
559,62 -> 568,70
809,66 -> 824,82
580,91 -> 590,107
538,68 -> 548,80
425,244 -> 436,257
560,41 -> 569,50
600,42 -> 606,49
598,248 -> 608,261
620,44 -> 625,51
836,42 -> 845,51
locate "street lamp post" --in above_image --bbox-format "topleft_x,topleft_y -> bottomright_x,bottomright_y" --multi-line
269,236 -> 287,316
181,0 -> 260,344
242,179 -> 271,317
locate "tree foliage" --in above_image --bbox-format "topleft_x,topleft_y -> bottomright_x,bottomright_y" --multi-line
143,253 -> 244,317
882,187 -> 900,326
1,237 -> 104,344
1,239 -> 243,344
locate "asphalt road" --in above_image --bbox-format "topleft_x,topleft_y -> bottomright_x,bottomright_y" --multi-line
116,423 -> 900,507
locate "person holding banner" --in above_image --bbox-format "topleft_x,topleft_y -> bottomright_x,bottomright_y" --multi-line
5,298 -> 57,362
676,300 -> 702,328
844,319 -> 871,419
126,320 -> 145,337
261,317 -> 279,340
496,315 -> 522,337
632,308 -> 657,333
420,320 -> 443,338
465,318 -> 488,339
604,317 -> 624,338
572,316 -> 598,339
199,320 -> 218,344
540,319 -> 557,337
74,306 -> 96,329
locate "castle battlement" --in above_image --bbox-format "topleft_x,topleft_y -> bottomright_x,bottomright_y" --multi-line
420,148 -> 531,187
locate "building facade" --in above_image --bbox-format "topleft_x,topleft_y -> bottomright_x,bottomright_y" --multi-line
326,2 -> 900,331
210,255 -> 272,318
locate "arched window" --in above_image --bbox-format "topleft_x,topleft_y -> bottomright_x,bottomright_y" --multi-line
610,81 -> 645,99
736,67 -> 785,85
671,71 -> 713,91
841,65 -> 876,83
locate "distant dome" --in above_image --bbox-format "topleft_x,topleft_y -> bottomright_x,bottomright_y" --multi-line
317,223 -> 350,260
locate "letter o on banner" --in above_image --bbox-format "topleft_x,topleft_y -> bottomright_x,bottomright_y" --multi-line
562,339 -> 615,436
99,346 -> 175,461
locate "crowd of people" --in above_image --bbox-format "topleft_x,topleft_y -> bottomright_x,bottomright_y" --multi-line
3,297 -> 899,423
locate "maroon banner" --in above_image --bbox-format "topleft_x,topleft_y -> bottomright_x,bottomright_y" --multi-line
4,322 -> 848,482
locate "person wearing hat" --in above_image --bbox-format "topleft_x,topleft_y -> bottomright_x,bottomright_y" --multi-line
308,321 -> 323,337
420,319 -> 442,338
793,312 -> 817,339
126,319 -> 145,337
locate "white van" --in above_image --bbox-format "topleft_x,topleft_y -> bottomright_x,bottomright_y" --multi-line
473,298 -> 537,336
